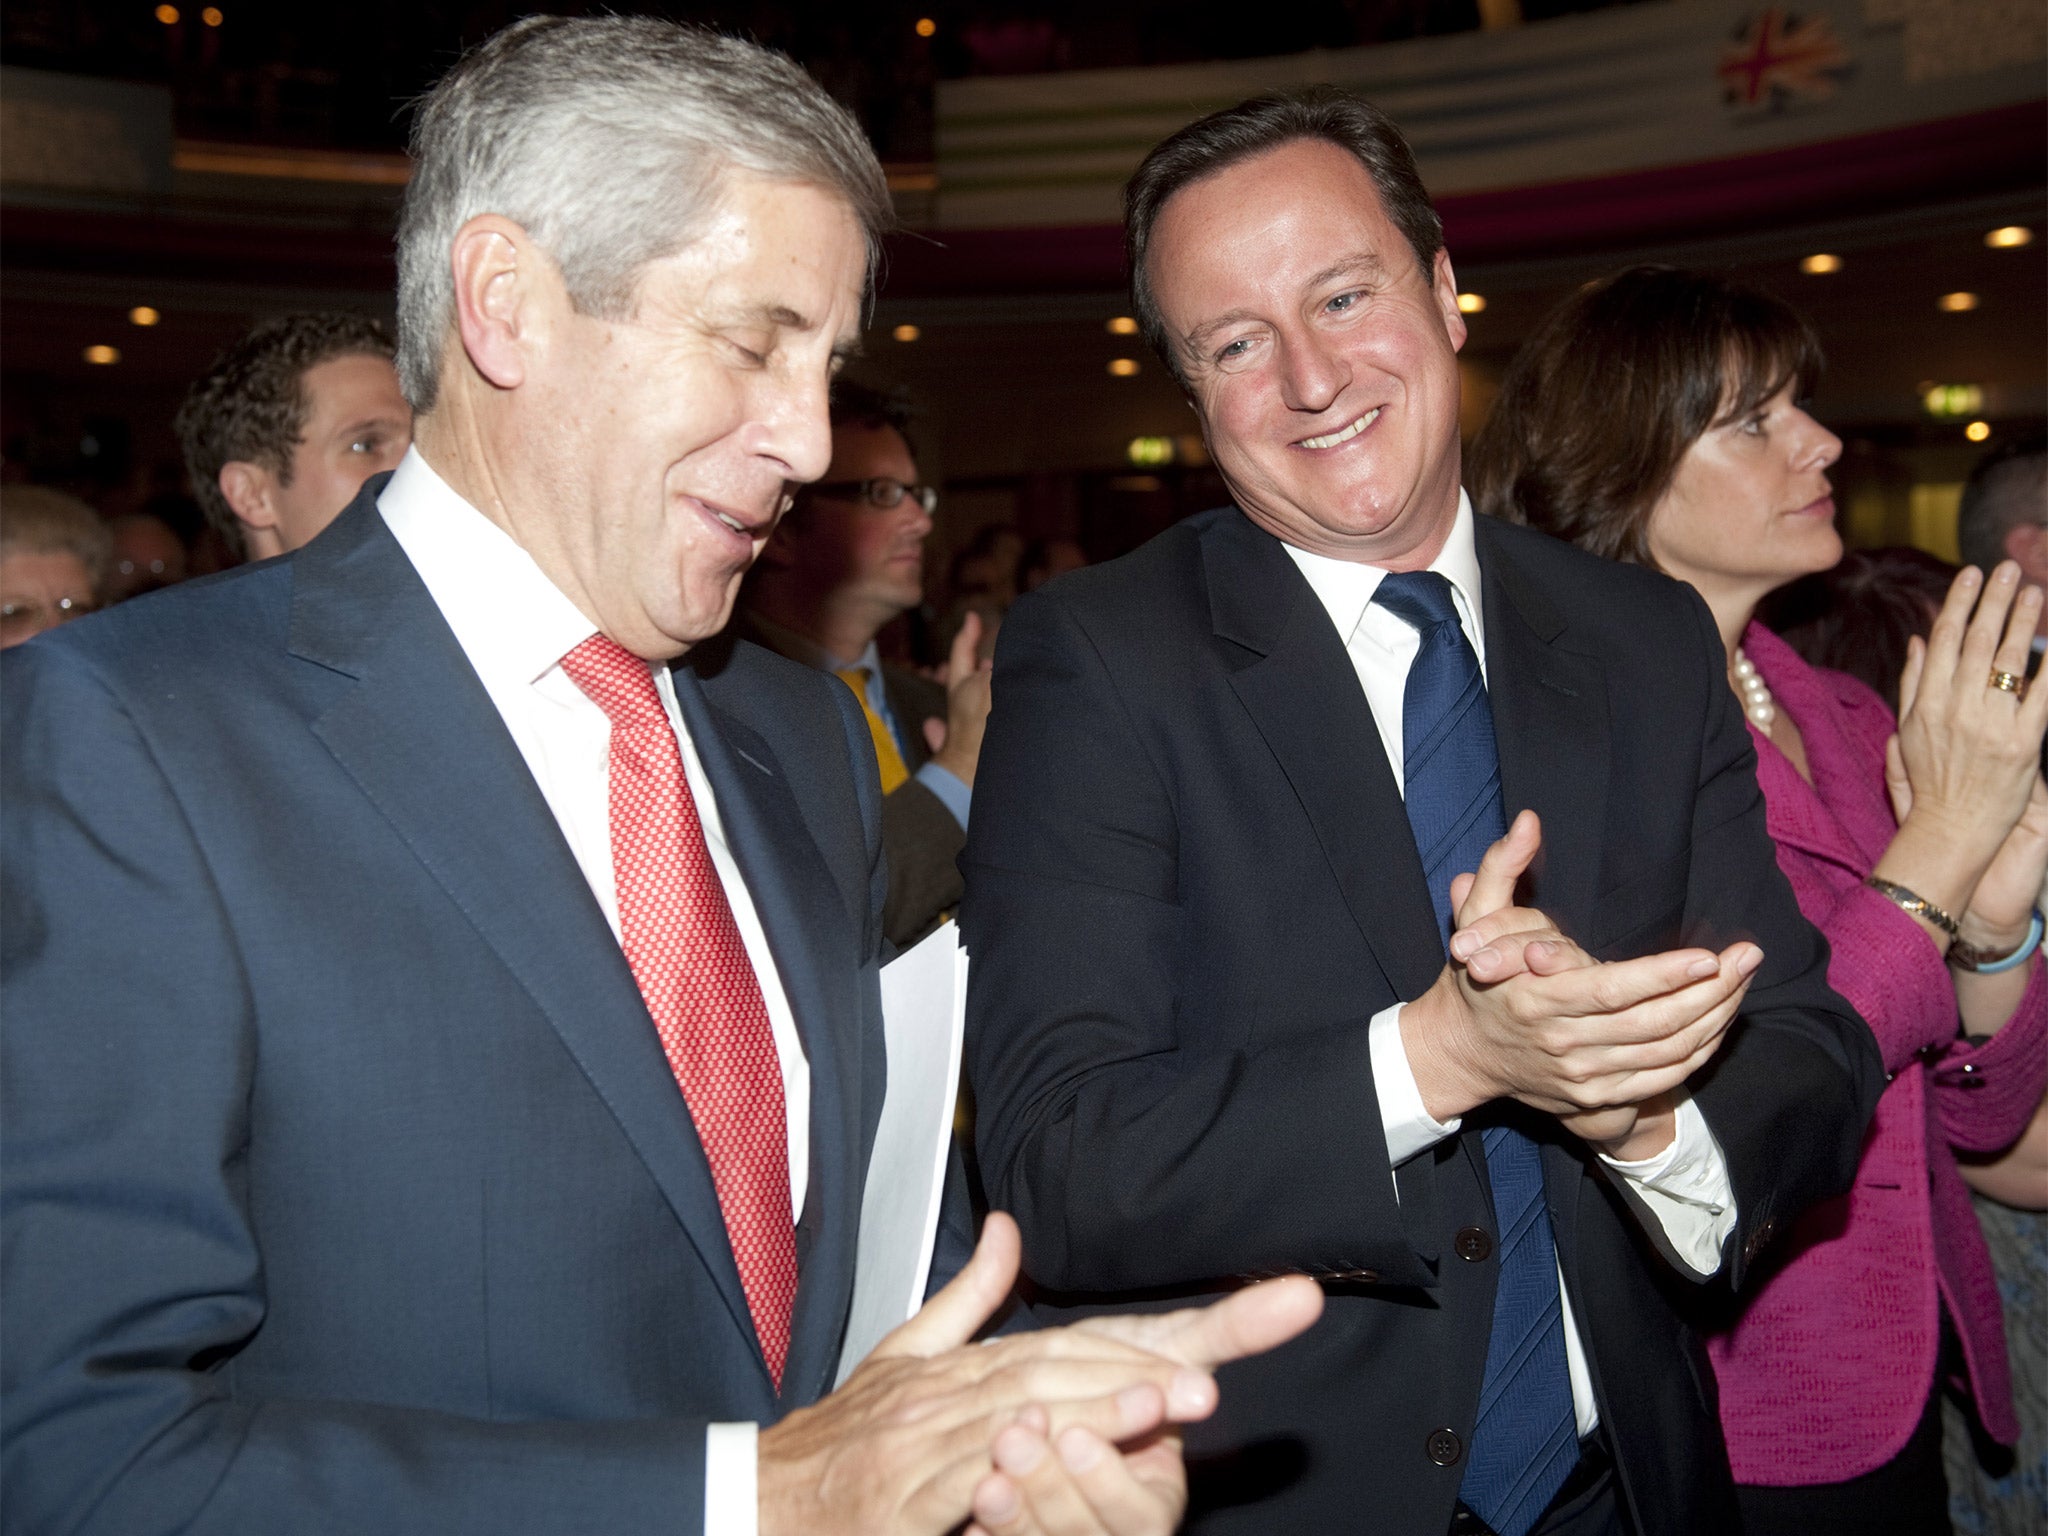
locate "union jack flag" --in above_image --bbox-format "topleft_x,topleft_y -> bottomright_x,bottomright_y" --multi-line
1718,10 -> 1851,110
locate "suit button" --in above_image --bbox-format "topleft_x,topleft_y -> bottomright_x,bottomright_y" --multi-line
1427,1428 -> 1464,1466
1454,1226 -> 1492,1262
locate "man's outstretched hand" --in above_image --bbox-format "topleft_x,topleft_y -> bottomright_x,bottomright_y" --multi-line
1400,811 -> 1760,1157
758,1212 -> 1323,1536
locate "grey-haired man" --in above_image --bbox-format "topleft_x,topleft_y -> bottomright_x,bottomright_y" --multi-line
1,18 -> 1316,1536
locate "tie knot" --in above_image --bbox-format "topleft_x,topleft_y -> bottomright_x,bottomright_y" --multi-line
561,634 -> 667,730
1372,569 -> 1461,634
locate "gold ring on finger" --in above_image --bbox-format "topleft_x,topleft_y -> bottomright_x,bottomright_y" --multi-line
1989,668 -> 2026,697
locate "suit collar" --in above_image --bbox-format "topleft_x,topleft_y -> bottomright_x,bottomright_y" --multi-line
1473,517 -> 1609,933
1201,508 -> 1445,1000
1737,625 -> 1872,873
670,660 -> 870,1405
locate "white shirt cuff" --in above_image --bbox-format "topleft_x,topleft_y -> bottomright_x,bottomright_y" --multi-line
1595,1091 -> 1736,1277
703,1421 -> 758,1536
1369,1002 -> 1462,1175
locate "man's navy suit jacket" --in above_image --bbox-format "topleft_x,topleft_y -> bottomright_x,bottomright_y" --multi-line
1,478 -> 896,1533
961,506 -> 1885,1536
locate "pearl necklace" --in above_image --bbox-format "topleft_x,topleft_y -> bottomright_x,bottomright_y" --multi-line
1732,647 -> 1776,728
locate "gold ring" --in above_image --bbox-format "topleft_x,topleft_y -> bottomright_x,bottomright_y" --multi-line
1989,668 -> 2026,696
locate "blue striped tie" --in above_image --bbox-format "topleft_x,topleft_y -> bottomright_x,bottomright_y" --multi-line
1373,571 -> 1578,1536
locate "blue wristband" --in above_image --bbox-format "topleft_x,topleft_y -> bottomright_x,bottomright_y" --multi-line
1951,908 -> 2045,975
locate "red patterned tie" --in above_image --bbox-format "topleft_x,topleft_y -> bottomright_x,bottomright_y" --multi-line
561,635 -> 797,1387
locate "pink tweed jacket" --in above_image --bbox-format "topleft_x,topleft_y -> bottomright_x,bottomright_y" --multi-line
1704,623 -> 2047,1485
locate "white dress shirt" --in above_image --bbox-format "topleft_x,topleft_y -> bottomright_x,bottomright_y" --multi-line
1281,491 -> 1738,1437
377,449 -> 787,1534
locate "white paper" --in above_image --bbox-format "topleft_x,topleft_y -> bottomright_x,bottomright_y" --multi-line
835,924 -> 969,1385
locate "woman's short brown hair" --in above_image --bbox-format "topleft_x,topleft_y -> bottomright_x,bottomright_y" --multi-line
1467,266 -> 1822,567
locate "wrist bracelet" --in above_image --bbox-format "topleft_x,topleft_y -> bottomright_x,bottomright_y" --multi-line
1950,909 -> 2046,975
1864,877 -> 1961,941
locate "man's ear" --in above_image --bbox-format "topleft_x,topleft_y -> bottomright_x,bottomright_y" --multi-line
1431,249 -> 1468,354
218,461 -> 280,533
448,214 -> 549,392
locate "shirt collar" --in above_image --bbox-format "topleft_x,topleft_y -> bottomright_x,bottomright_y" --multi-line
1280,488 -> 1485,649
375,445 -> 599,686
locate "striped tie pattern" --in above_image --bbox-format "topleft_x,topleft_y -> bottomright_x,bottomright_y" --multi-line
1372,571 -> 1578,1536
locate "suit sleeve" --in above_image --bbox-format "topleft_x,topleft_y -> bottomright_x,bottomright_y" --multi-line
960,592 -> 1417,1296
1659,594 -> 1887,1289
1,647 -> 709,1536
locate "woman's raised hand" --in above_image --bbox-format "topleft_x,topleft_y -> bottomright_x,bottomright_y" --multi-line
1888,562 -> 2048,897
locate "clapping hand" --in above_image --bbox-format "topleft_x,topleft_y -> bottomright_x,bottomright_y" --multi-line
758,1212 -> 1321,1536
1402,811 -> 1759,1158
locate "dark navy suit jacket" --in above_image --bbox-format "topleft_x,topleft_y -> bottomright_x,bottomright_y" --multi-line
2,478 -> 896,1533
961,506 -> 1885,1536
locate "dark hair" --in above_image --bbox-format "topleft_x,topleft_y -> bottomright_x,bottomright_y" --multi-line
1468,266 -> 1823,568
828,378 -> 916,457
1957,437 -> 2046,573
1763,547 -> 1958,709
1124,87 -> 1443,384
174,312 -> 395,554
780,380 -> 920,530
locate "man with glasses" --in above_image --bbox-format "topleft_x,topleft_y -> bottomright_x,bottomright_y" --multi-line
740,381 -> 988,946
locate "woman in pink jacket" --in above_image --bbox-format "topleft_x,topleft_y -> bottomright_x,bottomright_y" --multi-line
1469,266 -> 2048,1536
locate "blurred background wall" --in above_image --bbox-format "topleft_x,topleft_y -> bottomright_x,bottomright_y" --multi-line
3,0 -> 2040,580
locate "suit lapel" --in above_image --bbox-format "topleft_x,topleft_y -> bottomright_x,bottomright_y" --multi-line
290,497 -> 767,1388
1476,520 -> 1611,940
1203,511 -> 1444,1002
673,668 -> 867,1408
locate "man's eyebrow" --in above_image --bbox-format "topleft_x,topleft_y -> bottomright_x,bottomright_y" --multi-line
1179,251 -> 1390,355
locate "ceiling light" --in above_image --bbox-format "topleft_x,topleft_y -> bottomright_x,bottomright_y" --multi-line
1106,316 -> 1139,335
1799,254 -> 1842,275
202,5 -> 223,22
1985,226 -> 2033,249
891,323 -> 920,342
1127,436 -> 1174,466
83,345 -> 120,365
914,17 -> 936,36
154,4 -> 179,22
1456,292 -> 1486,314
1965,420 -> 1992,442
1107,358 -> 1141,377
1937,291 -> 1980,312
128,306 -> 160,327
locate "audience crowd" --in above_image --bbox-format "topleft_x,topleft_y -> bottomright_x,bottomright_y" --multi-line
2,16 -> 2042,1536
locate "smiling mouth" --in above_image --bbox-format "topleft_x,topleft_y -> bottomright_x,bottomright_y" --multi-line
1297,408 -> 1381,450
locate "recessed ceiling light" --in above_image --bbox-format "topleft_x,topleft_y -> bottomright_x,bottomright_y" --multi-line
154,4 -> 178,23
83,344 -> 120,365
1456,293 -> 1486,314
891,323 -> 921,342
914,17 -> 936,36
1107,358 -> 1140,377
1106,316 -> 1139,335
1965,420 -> 1991,442
1937,291 -> 1980,313
1985,226 -> 2033,249
1799,254 -> 1842,275
128,306 -> 160,327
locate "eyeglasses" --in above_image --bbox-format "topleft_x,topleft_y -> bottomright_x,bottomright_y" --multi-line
0,595 -> 96,646
807,478 -> 938,514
